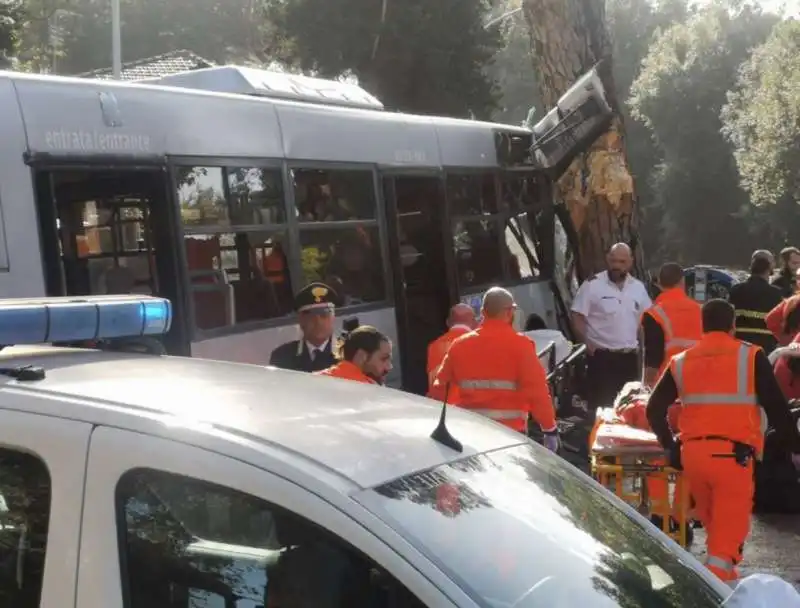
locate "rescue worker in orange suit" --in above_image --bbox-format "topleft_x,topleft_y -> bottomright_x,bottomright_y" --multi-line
316,325 -> 393,385
432,287 -> 560,452
646,299 -> 800,583
426,303 -> 477,397
641,262 -> 703,389
640,262 -> 703,535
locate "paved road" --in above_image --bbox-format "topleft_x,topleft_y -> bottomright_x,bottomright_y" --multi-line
691,514 -> 800,586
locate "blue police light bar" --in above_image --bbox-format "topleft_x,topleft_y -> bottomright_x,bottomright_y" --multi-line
0,295 -> 171,345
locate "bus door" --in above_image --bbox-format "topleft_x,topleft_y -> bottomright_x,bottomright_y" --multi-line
382,172 -> 454,396
31,166 -> 190,355
552,204 -> 581,340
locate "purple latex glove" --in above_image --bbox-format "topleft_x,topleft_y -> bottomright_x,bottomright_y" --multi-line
543,434 -> 560,453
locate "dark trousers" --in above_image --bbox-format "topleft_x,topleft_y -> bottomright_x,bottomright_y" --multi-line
586,349 -> 639,411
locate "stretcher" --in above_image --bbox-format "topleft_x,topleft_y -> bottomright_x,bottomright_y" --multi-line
590,407 -> 692,547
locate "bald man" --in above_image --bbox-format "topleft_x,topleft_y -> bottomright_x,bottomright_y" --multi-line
426,304 -> 476,395
432,288 -> 559,451
571,243 -> 652,411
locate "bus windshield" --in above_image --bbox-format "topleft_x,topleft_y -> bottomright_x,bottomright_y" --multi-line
355,443 -> 727,608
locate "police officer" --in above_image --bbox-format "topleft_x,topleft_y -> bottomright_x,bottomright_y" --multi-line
728,250 -> 782,354
269,282 -> 338,372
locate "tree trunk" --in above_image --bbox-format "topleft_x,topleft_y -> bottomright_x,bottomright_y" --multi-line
523,0 -> 645,278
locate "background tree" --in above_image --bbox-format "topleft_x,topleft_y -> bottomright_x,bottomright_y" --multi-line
629,1 -> 779,265
0,0 -> 24,66
261,0 -> 503,118
487,3 -> 543,125
522,0 -> 644,277
16,0 -> 264,74
607,0 -> 691,264
722,19 -> 800,247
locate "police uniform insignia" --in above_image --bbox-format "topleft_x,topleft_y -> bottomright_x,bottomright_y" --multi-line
295,282 -> 339,313
311,285 -> 328,303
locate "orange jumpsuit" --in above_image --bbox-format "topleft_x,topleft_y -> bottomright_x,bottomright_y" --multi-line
671,333 -> 763,581
426,324 -> 472,399
432,318 -> 556,433
765,295 -> 800,346
315,360 -> 376,384
642,288 -> 702,520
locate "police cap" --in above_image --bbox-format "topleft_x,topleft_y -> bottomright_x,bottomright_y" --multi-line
294,282 -> 338,314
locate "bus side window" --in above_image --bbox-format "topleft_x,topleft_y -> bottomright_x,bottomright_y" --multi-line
292,168 -> 387,306
177,166 -> 294,331
448,173 -> 504,289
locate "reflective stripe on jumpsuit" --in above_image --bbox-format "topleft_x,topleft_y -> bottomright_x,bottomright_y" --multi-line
456,380 -> 527,423
646,300 -> 700,526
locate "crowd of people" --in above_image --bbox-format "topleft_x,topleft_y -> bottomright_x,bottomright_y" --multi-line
267,242 -> 800,585
572,243 -> 800,583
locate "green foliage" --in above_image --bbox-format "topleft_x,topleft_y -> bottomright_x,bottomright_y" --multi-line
261,0 -> 503,118
16,0 -> 264,74
607,0 -> 692,262
628,2 -> 779,264
488,6 -> 542,125
0,0 -> 24,62
722,20 -> 800,215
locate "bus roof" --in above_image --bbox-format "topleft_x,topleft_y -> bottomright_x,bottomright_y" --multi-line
138,65 -> 386,111
3,69 -> 533,169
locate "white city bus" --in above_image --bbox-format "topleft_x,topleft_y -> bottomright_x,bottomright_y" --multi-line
0,65 -> 609,391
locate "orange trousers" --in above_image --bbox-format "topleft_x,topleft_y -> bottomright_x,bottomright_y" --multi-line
682,440 -> 754,582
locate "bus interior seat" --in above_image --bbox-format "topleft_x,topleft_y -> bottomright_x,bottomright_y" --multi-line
189,270 -> 235,330
232,279 -> 281,323
102,266 -> 137,294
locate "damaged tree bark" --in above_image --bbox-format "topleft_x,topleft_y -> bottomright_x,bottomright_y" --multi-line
522,0 -> 644,278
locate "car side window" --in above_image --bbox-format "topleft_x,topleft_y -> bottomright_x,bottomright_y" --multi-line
117,468 -> 427,608
0,450 -> 51,608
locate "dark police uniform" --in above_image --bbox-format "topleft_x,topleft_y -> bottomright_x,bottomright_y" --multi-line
772,270 -> 795,299
268,283 -> 338,373
729,275 -> 783,353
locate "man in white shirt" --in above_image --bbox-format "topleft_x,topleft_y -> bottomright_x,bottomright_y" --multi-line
571,243 -> 652,411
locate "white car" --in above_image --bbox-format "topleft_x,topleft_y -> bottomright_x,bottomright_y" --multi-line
0,296 -> 734,607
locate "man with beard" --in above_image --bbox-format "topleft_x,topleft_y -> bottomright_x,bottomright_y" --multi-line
771,246 -> 800,298
571,242 -> 652,412
316,325 -> 393,385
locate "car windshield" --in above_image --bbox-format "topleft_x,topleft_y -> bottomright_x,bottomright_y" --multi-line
355,443 -> 726,608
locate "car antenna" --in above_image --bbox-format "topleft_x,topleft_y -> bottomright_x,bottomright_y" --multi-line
430,383 -> 463,453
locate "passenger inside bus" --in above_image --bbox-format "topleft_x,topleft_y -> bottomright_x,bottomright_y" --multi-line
453,221 -> 503,288
324,233 -> 384,306
295,173 -> 367,222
